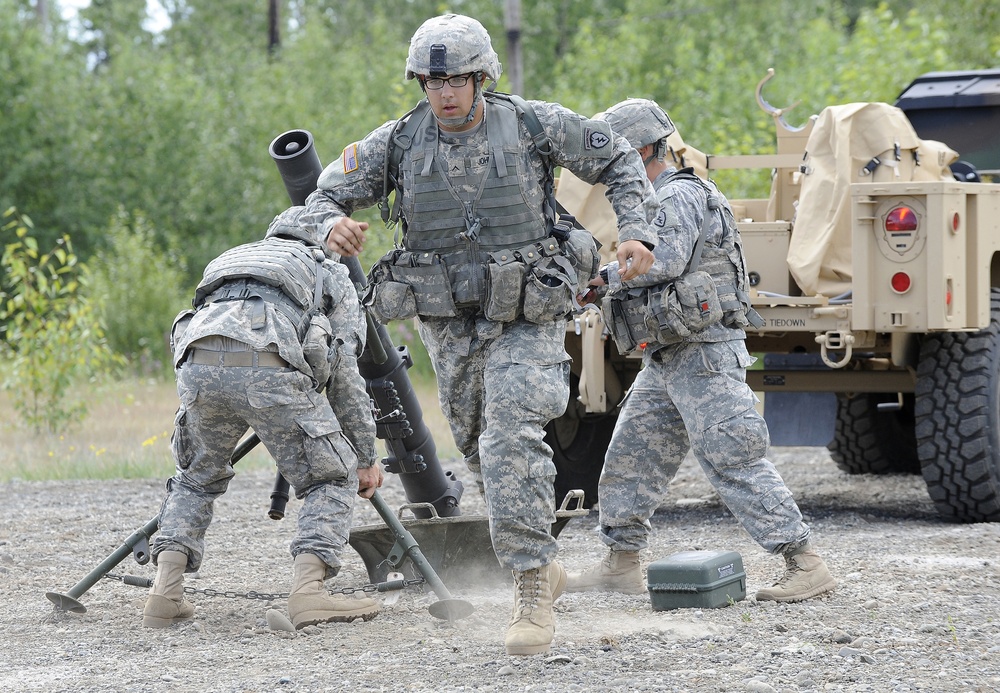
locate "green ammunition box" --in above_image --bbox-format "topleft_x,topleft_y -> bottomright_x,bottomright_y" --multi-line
647,550 -> 746,611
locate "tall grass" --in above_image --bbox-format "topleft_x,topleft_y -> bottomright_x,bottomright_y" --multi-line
0,373 -> 458,483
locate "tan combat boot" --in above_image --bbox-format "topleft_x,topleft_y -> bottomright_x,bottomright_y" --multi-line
143,550 -> 195,628
287,553 -> 379,629
505,561 -> 567,656
755,547 -> 837,602
565,550 -> 645,594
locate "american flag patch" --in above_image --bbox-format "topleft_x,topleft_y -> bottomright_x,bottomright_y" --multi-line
343,143 -> 359,173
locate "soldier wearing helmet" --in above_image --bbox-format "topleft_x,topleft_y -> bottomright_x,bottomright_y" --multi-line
145,207 -> 382,631
300,13 -> 659,657
567,99 -> 837,604
593,97 -> 677,165
403,13 -> 502,129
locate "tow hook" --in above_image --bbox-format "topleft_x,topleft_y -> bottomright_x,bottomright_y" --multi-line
816,330 -> 855,368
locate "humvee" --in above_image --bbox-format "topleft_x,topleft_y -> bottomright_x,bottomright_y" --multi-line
549,68 -> 1000,524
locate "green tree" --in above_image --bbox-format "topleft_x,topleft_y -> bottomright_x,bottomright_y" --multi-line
2,0 -> 999,307
89,208 -> 190,376
0,208 -> 123,432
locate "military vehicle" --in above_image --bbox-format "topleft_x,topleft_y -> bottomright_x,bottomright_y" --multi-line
551,68 -> 1000,524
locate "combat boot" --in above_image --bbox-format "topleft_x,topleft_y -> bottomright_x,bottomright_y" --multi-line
755,547 -> 837,602
287,553 -> 379,629
505,561 -> 567,656
142,550 -> 195,628
565,550 -> 645,594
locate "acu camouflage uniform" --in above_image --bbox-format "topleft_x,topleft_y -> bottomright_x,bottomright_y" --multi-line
153,208 -> 375,579
301,99 -> 658,571
598,168 -> 811,556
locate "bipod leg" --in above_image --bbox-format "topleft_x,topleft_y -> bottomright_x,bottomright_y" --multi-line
47,430 -> 267,613
46,515 -> 159,613
368,490 -> 474,621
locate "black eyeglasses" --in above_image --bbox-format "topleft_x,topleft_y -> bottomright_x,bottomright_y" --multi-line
423,74 -> 473,90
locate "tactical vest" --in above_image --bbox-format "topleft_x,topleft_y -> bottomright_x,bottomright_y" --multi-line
604,169 -> 762,351
193,237 -> 326,336
397,95 -> 549,253
366,92 -> 595,322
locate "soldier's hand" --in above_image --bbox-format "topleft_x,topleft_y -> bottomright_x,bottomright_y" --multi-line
357,464 -> 384,499
616,239 -> 654,281
577,271 -> 606,305
325,217 -> 368,257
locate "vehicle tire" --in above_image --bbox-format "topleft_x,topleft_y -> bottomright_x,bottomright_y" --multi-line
544,373 -> 618,509
827,393 -> 920,475
914,288 -> 1000,522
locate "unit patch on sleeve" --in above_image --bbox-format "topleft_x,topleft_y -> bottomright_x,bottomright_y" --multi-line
585,129 -> 610,150
342,143 -> 359,174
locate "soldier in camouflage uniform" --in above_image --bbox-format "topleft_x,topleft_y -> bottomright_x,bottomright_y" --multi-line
144,207 -> 383,630
299,14 -> 659,655
567,99 -> 837,603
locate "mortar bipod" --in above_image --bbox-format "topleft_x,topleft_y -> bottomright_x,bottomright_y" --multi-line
46,432 -> 263,613
368,490 -> 474,621
46,516 -> 159,614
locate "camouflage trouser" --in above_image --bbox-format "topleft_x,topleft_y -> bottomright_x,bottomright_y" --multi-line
417,313 -> 570,570
598,340 -> 810,555
152,363 -> 359,578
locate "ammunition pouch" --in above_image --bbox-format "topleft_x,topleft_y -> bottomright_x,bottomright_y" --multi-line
655,270 -> 724,339
367,238 -> 577,324
169,309 -> 196,364
367,280 -> 417,324
301,313 -> 335,391
523,254 -> 576,324
365,250 -> 458,323
483,251 -> 525,323
603,290 -> 657,354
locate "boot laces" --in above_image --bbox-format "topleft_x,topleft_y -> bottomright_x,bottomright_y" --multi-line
514,568 -> 542,615
774,555 -> 805,586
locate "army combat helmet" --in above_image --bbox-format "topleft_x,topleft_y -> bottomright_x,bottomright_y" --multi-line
405,14 -> 502,127
596,98 -> 676,163
405,14 -> 502,81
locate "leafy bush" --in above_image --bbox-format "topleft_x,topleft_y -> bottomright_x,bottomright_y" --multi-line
0,207 -> 124,433
89,207 -> 190,377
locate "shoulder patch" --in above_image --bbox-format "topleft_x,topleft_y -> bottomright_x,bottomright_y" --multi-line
654,209 -> 667,228
585,128 -> 610,150
342,143 -> 359,174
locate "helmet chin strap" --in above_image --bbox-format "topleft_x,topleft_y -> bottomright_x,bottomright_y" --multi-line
433,73 -> 486,129
642,139 -> 667,166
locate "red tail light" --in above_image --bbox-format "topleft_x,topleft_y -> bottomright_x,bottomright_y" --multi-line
891,272 -> 912,294
885,206 -> 918,232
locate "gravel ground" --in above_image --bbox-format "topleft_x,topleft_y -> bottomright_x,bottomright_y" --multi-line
3,446 -> 1000,693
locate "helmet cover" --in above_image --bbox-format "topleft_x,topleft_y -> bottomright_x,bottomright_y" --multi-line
596,98 -> 676,150
405,14 -> 502,81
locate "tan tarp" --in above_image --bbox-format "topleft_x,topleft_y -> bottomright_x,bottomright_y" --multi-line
555,130 -> 708,265
557,103 -> 958,296
788,102 -> 957,296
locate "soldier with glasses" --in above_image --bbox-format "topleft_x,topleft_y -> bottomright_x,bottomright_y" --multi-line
300,14 -> 660,655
